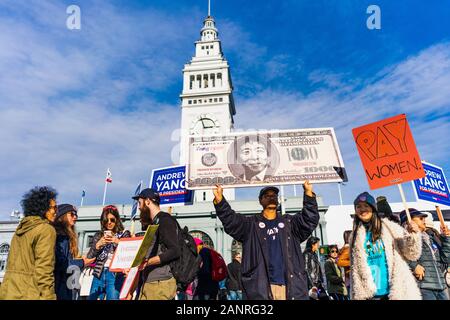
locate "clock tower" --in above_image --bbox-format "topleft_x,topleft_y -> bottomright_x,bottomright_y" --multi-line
179,11 -> 236,202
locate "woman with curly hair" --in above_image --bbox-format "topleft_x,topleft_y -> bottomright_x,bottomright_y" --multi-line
53,204 -> 95,300
0,186 -> 58,300
87,205 -> 131,300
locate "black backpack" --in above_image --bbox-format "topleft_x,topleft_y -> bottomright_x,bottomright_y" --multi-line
169,219 -> 201,291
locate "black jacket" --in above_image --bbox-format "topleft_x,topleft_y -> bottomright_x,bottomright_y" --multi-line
195,247 -> 219,296
226,259 -> 243,291
214,193 -> 320,300
409,232 -> 450,291
324,258 -> 347,295
54,234 -> 84,300
303,250 -> 324,288
143,211 -> 181,282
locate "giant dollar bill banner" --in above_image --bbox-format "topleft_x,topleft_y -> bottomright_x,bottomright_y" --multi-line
186,128 -> 347,189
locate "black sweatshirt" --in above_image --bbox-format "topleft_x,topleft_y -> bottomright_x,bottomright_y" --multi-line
144,211 -> 181,282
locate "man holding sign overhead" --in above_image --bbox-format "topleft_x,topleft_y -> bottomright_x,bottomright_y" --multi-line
213,181 -> 319,300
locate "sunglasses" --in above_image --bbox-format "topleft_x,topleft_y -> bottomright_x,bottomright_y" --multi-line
330,250 -> 338,253
70,212 -> 78,218
107,218 -> 116,223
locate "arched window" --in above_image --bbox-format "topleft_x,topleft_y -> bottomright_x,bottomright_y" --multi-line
0,243 -> 10,272
189,230 -> 214,249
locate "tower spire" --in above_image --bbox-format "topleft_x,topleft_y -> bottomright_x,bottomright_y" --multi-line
208,0 -> 211,17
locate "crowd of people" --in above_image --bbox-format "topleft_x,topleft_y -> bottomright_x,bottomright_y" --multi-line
0,182 -> 449,300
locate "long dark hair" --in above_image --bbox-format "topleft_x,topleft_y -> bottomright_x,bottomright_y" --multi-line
53,213 -> 79,258
305,236 -> 320,253
343,230 -> 352,245
100,205 -> 124,234
351,209 -> 382,248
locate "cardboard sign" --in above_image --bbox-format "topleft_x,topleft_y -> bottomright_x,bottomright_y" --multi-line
150,165 -> 194,206
131,225 -> 159,268
352,114 -> 425,189
412,161 -> 450,207
109,237 -> 144,272
119,266 -> 140,300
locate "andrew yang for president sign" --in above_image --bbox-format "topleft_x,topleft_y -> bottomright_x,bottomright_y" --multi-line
150,165 -> 194,206
412,162 -> 450,207
352,114 -> 425,190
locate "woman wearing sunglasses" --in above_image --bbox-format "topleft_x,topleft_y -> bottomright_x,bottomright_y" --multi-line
54,204 -> 95,300
87,205 -> 130,300
324,244 -> 349,301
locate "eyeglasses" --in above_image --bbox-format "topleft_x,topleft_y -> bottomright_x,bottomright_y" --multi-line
107,218 -> 116,223
330,250 -> 338,253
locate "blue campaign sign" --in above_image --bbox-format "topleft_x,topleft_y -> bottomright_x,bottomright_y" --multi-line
150,165 -> 194,206
412,162 -> 450,207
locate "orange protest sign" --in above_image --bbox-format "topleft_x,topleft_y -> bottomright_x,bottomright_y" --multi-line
352,114 -> 425,190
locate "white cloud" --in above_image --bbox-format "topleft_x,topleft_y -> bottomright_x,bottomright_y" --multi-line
0,1 -> 199,217
234,42 -> 450,206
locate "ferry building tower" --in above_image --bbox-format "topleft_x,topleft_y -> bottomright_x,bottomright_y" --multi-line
179,11 -> 236,202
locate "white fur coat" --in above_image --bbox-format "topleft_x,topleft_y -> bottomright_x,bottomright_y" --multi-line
350,218 -> 422,300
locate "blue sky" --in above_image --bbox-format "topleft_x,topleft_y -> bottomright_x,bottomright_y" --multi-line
0,0 -> 449,219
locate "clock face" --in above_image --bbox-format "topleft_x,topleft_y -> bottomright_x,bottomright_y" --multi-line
189,114 -> 221,135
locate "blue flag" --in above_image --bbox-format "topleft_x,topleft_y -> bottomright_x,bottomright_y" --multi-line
131,181 -> 142,220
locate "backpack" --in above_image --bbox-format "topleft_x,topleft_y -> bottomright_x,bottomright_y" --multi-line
169,219 -> 201,291
209,249 -> 228,282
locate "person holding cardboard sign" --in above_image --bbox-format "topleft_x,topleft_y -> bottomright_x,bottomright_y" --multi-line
87,205 -> 131,300
350,192 -> 422,300
213,181 -> 319,300
132,188 -> 180,300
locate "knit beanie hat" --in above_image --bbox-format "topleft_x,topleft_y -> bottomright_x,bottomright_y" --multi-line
353,192 -> 377,213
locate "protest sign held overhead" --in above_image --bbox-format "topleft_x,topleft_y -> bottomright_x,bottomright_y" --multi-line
186,128 -> 347,189
150,165 -> 194,206
412,161 -> 450,207
352,114 -> 425,190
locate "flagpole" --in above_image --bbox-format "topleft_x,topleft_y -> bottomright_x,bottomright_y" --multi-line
338,182 -> 343,206
280,185 -> 286,215
102,168 -> 109,206
80,192 -> 85,207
